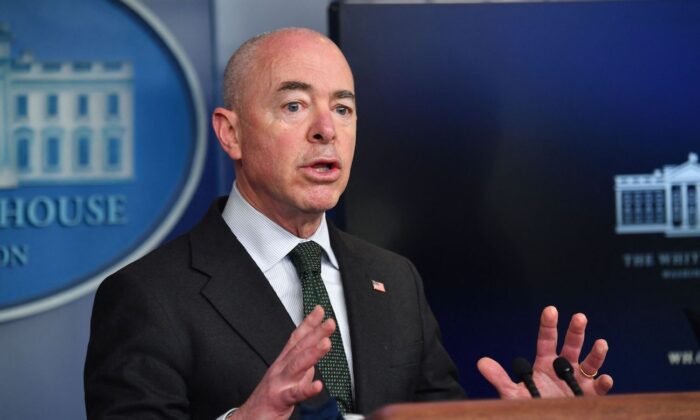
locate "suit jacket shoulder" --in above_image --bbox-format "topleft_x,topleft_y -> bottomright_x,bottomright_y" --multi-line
85,199 -> 299,419
85,199 -> 464,419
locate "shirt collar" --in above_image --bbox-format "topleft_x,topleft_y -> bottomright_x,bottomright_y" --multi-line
221,181 -> 339,272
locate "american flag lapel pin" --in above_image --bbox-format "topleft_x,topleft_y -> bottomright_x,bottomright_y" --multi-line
371,279 -> 386,293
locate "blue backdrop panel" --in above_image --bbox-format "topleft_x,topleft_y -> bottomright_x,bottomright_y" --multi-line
333,0 -> 700,398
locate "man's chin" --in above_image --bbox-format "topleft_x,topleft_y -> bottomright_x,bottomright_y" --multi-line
299,196 -> 341,214
301,202 -> 338,214
297,187 -> 343,213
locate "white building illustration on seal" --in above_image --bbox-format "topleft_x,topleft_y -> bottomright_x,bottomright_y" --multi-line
615,153 -> 700,237
0,23 -> 133,189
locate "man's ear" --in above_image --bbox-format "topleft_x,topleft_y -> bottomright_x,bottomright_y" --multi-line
212,107 -> 242,160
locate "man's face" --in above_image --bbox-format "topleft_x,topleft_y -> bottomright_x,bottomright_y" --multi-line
231,33 -> 356,229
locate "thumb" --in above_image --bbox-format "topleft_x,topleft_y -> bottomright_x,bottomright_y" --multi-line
477,357 -> 520,399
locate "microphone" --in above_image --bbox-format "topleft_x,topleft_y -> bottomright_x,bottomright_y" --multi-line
512,357 -> 541,398
553,357 -> 583,396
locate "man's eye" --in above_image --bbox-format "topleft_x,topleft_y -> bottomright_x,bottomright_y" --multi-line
285,102 -> 301,112
336,106 -> 351,116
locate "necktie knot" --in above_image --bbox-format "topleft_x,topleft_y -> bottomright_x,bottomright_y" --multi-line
289,241 -> 323,276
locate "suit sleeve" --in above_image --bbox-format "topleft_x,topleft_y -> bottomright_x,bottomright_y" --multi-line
84,271 -> 191,419
407,259 -> 467,401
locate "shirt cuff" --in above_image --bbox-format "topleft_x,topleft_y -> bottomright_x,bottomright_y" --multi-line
216,407 -> 237,420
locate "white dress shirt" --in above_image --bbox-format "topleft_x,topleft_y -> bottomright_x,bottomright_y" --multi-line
219,182 -> 355,411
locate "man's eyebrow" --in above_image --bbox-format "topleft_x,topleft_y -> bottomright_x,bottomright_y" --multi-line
334,90 -> 355,101
277,81 -> 355,102
277,81 -> 311,92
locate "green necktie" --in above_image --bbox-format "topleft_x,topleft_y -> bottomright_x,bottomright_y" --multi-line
288,241 -> 354,414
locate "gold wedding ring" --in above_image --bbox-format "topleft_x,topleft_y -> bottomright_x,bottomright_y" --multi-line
579,365 -> 598,379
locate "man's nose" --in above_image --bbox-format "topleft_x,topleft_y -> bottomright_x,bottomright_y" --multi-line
309,110 -> 336,143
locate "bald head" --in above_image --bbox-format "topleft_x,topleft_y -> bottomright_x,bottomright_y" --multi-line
222,28 -> 349,112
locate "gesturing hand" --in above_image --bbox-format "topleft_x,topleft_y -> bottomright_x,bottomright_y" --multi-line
233,305 -> 334,419
477,306 -> 614,399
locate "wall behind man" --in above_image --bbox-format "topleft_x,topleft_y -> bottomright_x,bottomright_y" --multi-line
0,0 -> 332,419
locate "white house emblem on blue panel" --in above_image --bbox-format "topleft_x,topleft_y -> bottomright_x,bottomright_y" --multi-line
615,153 -> 700,237
0,25 -> 134,189
0,0 -> 207,323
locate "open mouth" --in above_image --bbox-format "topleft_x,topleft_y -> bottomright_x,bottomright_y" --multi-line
311,162 -> 335,172
307,159 -> 339,173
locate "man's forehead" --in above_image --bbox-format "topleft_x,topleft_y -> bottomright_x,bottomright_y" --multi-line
260,50 -> 354,90
236,30 -> 355,103
260,31 -> 349,70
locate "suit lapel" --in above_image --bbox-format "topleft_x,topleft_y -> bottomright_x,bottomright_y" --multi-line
192,199 -> 296,366
329,225 -> 392,413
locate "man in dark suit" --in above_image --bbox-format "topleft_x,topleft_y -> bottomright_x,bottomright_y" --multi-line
85,28 -> 613,419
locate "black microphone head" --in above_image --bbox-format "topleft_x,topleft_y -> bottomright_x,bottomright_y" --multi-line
553,356 -> 574,380
512,357 -> 533,378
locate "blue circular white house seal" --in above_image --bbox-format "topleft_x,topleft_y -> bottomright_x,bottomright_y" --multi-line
0,0 -> 207,321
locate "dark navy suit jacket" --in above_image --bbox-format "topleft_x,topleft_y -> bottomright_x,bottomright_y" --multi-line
84,199 -> 464,419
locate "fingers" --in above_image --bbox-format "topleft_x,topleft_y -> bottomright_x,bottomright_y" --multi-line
526,307 -> 612,399
593,374 -> 614,395
280,371 -> 324,405
240,307 -> 335,417
277,311 -> 335,406
281,315 -> 335,379
559,313 -> 587,362
535,306 -> 559,358
477,357 -> 521,399
279,305 -> 326,359
579,339 -> 608,379
283,334 -> 331,379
